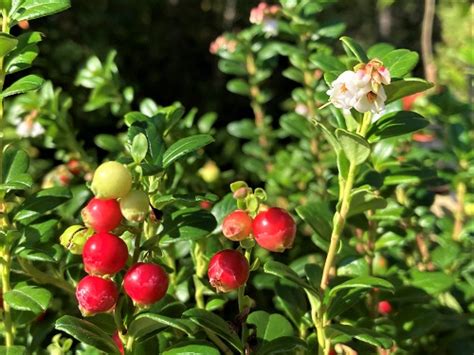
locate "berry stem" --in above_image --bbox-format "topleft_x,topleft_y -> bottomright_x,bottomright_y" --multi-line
237,248 -> 252,348
1,246 -> 14,346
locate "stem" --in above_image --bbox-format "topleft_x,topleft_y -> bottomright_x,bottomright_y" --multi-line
1,247 -> 14,346
452,181 -> 466,241
0,10 -> 13,347
320,162 -> 357,290
237,248 -> 252,349
421,0 -> 437,83
246,52 -> 268,150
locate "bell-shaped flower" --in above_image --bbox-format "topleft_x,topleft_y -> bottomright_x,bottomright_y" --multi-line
353,87 -> 387,113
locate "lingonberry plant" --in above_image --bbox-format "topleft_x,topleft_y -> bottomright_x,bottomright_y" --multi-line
0,0 -> 472,354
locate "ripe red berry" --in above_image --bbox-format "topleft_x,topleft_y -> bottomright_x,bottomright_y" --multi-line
81,198 -> 122,233
328,349 -> 337,355
208,249 -> 249,293
252,208 -> 296,252
82,232 -> 128,275
75,275 -> 118,315
67,159 -> 82,175
378,300 -> 392,315
123,263 -> 169,306
199,200 -> 212,210
112,331 -> 124,355
222,210 -> 253,241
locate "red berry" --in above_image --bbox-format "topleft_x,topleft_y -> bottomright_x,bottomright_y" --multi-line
82,198 -> 122,233
378,300 -> 392,315
329,349 -> 337,355
208,249 -> 249,293
222,210 -> 253,241
75,275 -> 118,315
199,200 -> 212,210
252,208 -> 296,252
123,263 -> 169,306
112,331 -> 124,355
82,232 -> 128,275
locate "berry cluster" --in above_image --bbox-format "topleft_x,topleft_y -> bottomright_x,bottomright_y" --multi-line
62,161 -> 169,317
208,183 -> 296,292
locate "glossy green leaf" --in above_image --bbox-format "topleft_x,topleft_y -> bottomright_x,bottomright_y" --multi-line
326,324 -> 393,349
162,134 -> 214,168
381,49 -> 419,78
367,111 -> 428,142
128,313 -> 196,342
13,0 -> 71,21
124,111 -> 148,126
55,316 -> 119,354
226,78 -> 250,96
336,129 -> 370,165
274,282 -> 307,327
328,276 -> 394,298
0,33 -> 18,57
1,146 -> 32,191
410,270 -> 454,294
94,134 -> 123,152
218,59 -> 246,76
310,53 -> 345,72
247,311 -> 293,343
256,336 -> 307,355
340,36 -> 369,63
5,31 -> 42,74
296,202 -> 332,241
385,78 -> 433,104
263,261 -> 319,298
326,288 -> 366,319
14,187 -> 72,225
163,103 -> 186,136
279,113 -> 312,138
367,43 -> 395,59
183,308 -> 243,353
4,285 -> 51,314
131,133 -> 148,164
227,119 -> 257,139
163,341 -> 219,355
348,189 -> 387,216
2,74 -> 44,98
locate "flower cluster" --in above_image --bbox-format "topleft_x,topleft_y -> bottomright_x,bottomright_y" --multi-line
15,110 -> 45,138
249,2 -> 280,36
209,35 -> 237,54
327,59 -> 391,113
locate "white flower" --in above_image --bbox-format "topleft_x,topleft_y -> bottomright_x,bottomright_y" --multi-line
327,71 -> 367,110
262,18 -> 278,36
16,120 -> 45,138
353,86 -> 387,114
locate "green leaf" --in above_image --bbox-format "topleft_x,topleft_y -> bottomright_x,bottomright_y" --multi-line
218,59 -> 246,76
128,313 -> 196,342
4,285 -> 51,314
124,111 -> 148,127
55,316 -> 119,354
367,43 -> 395,59
279,113 -> 312,139
326,324 -> 393,349
381,49 -> 419,78
263,261 -> 319,298
335,129 -> 370,165
247,311 -> 293,344
310,53 -> 346,72
94,134 -> 123,152
0,33 -> 18,57
156,208 -> 217,245
163,103 -> 186,136
385,78 -> 433,104
348,189 -> 387,216
182,308 -> 243,353
13,0 -> 71,21
14,187 -> 72,225
340,36 -> 369,63
256,337 -> 307,355
227,119 -> 257,139
274,283 -> 307,327
1,146 -> 32,191
131,133 -> 148,164
162,134 -> 214,168
163,341 -> 219,355
295,203 -> 332,241
226,79 -> 250,96
328,276 -> 394,298
0,346 -> 26,355
326,288 -> 366,319
2,74 -> 44,98
367,111 -> 428,142
410,270 -> 454,294
5,31 -> 42,74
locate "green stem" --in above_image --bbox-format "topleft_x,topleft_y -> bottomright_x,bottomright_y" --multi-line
320,161 -> 357,290
237,248 -> 252,350
1,247 -> 13,346
0,10 -> 13,347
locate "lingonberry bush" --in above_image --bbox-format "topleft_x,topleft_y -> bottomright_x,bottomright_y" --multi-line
0,0 -> 472,354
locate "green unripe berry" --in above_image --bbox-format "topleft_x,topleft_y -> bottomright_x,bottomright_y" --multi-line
120,190 -> 149,222
59,225 -> 94,254
91,161 -> 132,199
